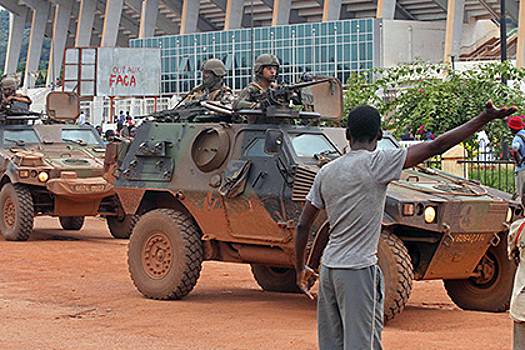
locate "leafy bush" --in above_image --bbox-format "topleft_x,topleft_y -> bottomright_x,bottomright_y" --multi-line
344,61 -> 525,152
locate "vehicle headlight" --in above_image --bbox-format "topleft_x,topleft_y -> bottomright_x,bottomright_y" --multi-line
506,208 -> 513,222
38,171 -> 49,183
424,206 -> 437,224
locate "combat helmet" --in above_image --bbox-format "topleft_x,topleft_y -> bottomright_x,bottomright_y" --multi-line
201,59 -> 226,77
0,76 -> 18,91
254,54 -> 280,76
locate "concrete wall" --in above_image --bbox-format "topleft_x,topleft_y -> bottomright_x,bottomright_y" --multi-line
459,19 -> 499,55
380,20 -> 446,67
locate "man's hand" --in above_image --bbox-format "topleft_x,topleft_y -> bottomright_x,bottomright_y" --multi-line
296,266 -> 318,300
480,100 -> 517,122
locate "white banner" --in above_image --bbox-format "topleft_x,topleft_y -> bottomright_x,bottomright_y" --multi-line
96,48 -> 161,97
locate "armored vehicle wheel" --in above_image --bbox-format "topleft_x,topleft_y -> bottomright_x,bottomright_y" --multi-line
444,238 -> 515,312
107,215 -> 139,239
0,183 -> 34,241
128,209 -> 204,299
378,231 -> 414,322
59,216 -> 85,231
250,265 -> 302,293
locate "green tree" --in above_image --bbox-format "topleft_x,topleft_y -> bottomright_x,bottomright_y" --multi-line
344,61 -> 525,151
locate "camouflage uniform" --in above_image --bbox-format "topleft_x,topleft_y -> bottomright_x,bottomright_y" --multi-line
233,54 -> 280,111
184,59 -> 234,107
185,85 -> 234,106
232,81 -> 268,110
0,76 -> 31,112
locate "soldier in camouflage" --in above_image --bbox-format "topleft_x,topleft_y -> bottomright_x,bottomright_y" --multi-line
232,54 -> 280,111
184,59 -> 234,106
0,76 -> 31,113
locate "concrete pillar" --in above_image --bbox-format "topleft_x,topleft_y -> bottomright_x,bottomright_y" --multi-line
24,1 -> 50,89
76,0 -> 97,47
272,0 -> 292,26
139,0 -> 159,38
443,0 -> 465,64
180,0 -> 200,34
5,9 -> 28,75
47,1 -> 73,87
517,0 -> 525,67
101,0 -> 124,47
224,0 -> 244,30
442,145 -> 466,178
376,0 -> 396,20
322,0 -> 342,22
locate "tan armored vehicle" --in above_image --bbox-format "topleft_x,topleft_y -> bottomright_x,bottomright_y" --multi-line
0,92 -> 134,241
107,79 -> 519,321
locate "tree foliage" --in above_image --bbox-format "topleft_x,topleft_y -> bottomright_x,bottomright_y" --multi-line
344,61 -> 525,149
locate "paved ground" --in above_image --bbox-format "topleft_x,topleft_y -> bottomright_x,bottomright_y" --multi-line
0,217 -> 514,350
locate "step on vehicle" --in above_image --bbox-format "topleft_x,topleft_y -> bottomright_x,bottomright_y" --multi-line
0,91 -> 136,241
107,78 -> 520,321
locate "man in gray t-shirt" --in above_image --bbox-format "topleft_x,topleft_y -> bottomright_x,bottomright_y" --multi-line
295,102 -> 516,350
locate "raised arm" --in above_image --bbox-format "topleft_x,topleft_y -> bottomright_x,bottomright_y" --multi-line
404,101 -> 517,169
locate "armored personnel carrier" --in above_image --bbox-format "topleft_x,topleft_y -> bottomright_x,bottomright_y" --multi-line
0,91 -> 135,241
107,79 -> 519,321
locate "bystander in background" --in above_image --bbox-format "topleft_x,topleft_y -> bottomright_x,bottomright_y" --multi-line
508,116 -> 525,199
78,111 -> 86,125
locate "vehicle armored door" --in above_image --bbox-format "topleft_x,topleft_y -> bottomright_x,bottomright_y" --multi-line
220,129 -> 292,244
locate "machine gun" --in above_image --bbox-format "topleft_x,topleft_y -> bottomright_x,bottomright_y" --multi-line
263,78 -> 333,108
236,76 -> 343,124
0,100 -> 42,124
143,99 -> 234,123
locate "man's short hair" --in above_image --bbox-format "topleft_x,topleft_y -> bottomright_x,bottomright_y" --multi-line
346,105 -> 381,142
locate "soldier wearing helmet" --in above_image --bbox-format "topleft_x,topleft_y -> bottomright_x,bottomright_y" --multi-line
184,59 -> 233,106
0,76 -> 31,113
232,54 -> 280,111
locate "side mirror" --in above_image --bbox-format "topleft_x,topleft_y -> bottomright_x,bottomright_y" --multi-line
46,91 -> 80,122
264,129 -> 284,154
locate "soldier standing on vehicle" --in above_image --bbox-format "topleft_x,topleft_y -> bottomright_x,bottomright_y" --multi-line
295,101 -> 516,350
184,59 -> 233,106
232,54 -> 280,111
0,76 -> 31,112
508,116 -> 525,199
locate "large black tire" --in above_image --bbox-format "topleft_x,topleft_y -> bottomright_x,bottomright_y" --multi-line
251,265 -> 302,293
0,183 -> 34,241
107,215 -> 139,239
378,231 -> 414,322
444,237 -> 516,312
59,216 -> 85,231
128,209 -> 204,299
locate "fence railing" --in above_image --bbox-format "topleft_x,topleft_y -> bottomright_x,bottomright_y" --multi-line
423,144 -> 516,194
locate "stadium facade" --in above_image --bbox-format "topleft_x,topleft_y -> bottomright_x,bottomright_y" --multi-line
131,18 -> 376,94
0,0 -> 523,125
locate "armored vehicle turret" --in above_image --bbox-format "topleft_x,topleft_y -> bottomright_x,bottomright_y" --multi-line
108,78 -> 519,321
0,92 -> 135,241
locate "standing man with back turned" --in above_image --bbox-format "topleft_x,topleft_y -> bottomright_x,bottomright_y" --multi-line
295,101 -> 516,350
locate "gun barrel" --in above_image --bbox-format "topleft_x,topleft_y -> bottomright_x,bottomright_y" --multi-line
288,78 -> 333,90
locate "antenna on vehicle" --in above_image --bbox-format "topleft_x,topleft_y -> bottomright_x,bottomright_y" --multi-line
250,0 -> 255,81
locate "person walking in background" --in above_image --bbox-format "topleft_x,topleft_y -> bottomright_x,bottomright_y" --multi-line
117,110 -> 125,133
78,111 -> 86,125
508,116 -> 525,199
295,101 -> 516,350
